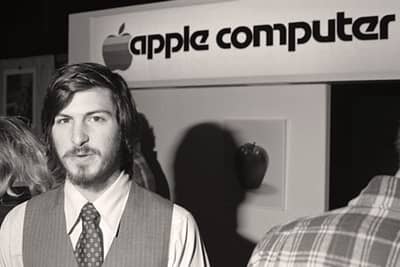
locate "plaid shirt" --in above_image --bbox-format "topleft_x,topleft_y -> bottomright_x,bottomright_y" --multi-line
248,175 -> 400,267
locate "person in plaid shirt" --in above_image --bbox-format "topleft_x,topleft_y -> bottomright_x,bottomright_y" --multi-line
248,175 -> 400,267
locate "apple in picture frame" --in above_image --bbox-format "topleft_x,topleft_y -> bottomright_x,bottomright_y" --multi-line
102,23 -> 132,71
236,142 -> 268,189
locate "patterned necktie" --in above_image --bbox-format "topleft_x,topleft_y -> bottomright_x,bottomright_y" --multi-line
74,202 -> 104,267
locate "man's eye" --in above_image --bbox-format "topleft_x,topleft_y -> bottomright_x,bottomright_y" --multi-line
89,116 -> 106,122
55,118 -> 70,124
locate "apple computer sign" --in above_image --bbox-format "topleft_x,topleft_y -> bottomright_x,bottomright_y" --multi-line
102,12 -> 396,71
102,23 -> 133,71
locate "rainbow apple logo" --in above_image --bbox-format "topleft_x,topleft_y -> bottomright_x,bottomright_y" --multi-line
102,23 -> 132,71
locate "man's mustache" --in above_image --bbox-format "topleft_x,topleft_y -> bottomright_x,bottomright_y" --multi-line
63,146 -> 101,158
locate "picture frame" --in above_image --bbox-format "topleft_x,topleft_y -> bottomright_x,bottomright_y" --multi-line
0,55 -> 55,135
3,68 -> 36,127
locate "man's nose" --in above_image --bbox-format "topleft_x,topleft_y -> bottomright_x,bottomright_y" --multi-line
71,122 -> 89,146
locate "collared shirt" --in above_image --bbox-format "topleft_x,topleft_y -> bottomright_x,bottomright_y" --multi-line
0,172 -> 210,267
248,175 -> 400,267
65,171 -> 130,256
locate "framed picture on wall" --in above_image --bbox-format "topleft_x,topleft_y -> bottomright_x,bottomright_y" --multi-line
3,68 -> 36,127
0,55 -> 55,135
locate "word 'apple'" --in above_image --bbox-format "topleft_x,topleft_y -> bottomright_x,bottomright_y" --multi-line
236,142 -> 268,189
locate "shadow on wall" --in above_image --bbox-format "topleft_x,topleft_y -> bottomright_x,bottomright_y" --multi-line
137,112 -> 171,199
173,122 -> 255,267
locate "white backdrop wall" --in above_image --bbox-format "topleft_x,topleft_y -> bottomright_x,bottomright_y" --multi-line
68,0 -> 399,242
132,84 -> 329,241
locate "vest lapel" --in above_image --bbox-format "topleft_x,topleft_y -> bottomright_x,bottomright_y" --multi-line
103,183 -> 172,267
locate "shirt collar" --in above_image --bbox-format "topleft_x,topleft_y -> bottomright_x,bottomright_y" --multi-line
65,171 -> 131,235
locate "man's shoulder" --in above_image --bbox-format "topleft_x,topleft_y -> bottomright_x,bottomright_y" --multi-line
170,203 -> 200,232
27,186 -> 61,204
249,209 -> 351,265
133,182 -> 173,207
0,186 -> 62,230
0,200 -> 27,232
265,207 -> 349,236
172,204 -> 194,221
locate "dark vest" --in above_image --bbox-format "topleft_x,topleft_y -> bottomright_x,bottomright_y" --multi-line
23,182 -> 173,267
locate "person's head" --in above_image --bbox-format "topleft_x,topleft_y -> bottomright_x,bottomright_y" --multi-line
0,116 -> 54,198
41,62 -> 139,189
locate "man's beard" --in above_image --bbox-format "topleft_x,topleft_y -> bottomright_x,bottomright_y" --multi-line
61,145 -> 120,189
67,164 -> 100,187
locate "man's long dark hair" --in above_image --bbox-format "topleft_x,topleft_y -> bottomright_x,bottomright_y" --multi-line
41,62 -> 140,184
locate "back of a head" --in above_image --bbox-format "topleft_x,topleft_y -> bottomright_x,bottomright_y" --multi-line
0,116 -> 54,198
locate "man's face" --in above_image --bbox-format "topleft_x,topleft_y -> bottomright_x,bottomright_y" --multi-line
51,87 -> 121,188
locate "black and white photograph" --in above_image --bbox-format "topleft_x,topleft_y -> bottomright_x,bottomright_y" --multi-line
1,1 -> 400,267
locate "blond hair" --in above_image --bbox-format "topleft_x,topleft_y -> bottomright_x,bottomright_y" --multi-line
0,116 -> 54,198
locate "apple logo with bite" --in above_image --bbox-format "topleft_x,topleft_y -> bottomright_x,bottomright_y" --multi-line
102,23 -> 132,71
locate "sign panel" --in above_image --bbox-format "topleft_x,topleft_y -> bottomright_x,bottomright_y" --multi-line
70,0 -> 400,87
